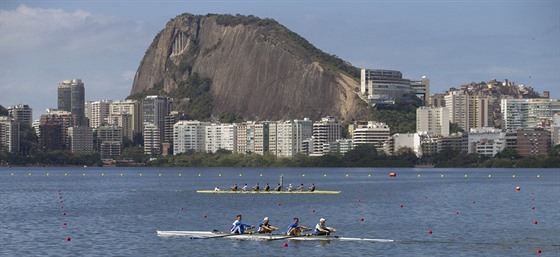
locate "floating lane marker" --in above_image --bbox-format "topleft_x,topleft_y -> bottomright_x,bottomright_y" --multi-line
323,174 -> 327,177
11,173 -> 14,176
440,174 -> 444,178
368,173 -> 372,177
345,174 -> 349,177
259,174 -> 263,177
218,174 -> 222,177
140,173 -> 143,176
239,173 -> 243,177
464,174 -> 468,178
28,173 -> 32,176
83,173 -> 86,176
488,174 -> 492,178
417,174 -> 421,178
197,173 -> 201,177
101,173 -> 105,176
46,173 -> 49,176
158,173 -> 162,177
537,175 -> 541,178
302,174 -> 305,177
64,173 -> 68,176
120,173 -> 124,176
512,175 -> 516,178
178,173 -> 182,176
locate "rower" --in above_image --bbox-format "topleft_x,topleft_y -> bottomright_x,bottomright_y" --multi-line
308,183 -> 316,192
287,217 -> 312,236
242,183 -> 248,191
286,184 -> 293,191
231,183 -> 238,191
257,217 -> 278,233
214,185 -> 221,191
296,183 -> 304,191
274,183 -> 282,191
314,218 -> 336,235
231,214 -> 254,234
263,183 -> 270,191
252,182 -> 260,191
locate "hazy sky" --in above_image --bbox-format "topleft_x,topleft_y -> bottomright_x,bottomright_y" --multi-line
1,0 -> 558,119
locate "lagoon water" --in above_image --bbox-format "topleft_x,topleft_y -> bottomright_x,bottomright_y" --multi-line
1,167 -> 558,256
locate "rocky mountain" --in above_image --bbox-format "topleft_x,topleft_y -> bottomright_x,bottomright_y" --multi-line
130,14 -> 366,121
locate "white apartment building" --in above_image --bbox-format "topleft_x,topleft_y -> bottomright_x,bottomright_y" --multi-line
68,126 -> 94,154
312,116 -> 342,155
108,100 -> 141,141
254,122 -> 268,155
392,133 -> 422,157
143,123 -> 160,156
416,106 -> 449,137
0,116 -> 19,153
173,120 -> 210,154
467,127 -> 506,155
85,100 -> 112,128
351,121 -> 390,149
205,123 -> 237,153
444,91 -> 469,130
143,95 -> 173,142
501,98 -> 560,131
274,119 -> 313,158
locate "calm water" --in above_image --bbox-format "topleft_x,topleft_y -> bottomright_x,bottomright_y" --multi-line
1,167 -> 558,257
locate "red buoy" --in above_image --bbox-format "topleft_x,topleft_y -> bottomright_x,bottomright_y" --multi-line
536,249 -> 542,253
533,220 -> 538,224
283,242 -> 288,247
312,209 -> 315,213
389,172 -> 397,177
400,204 -> 404,208
427,230 -> 433,234
203,214 -> 207,218
532,206 -> 535,210
515,186 -> 520,191
360,217 -> 364,221
65,237 -> 71,241
63,222 -> 67,226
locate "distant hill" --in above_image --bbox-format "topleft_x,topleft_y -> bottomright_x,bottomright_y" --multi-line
130,13 -> 367,121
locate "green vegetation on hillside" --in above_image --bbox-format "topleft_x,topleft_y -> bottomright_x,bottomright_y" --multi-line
363,94 -> 424,134
168,72 -> 214,120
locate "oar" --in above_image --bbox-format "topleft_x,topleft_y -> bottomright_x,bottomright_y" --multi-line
191,229 -> 255,239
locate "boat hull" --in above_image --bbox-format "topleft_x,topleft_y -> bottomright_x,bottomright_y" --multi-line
156,230 -> 394,242
196,190 -> 341,194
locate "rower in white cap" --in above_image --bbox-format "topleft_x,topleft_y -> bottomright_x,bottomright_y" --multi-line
257,217 -> 279,233
314,218 -> 337,235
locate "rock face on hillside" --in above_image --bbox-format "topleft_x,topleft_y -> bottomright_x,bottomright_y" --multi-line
131,14 -> 365,121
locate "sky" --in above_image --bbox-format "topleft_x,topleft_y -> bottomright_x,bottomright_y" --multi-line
1,0 -> 559,119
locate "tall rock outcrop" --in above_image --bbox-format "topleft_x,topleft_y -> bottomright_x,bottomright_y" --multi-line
131,14 -> 365,121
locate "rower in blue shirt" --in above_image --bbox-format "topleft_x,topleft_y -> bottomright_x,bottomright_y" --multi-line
286,217 -> 311,235
231,214 -> 254,234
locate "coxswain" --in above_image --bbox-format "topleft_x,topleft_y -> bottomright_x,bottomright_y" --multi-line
231,214 -> 254,234
257,217 -> 278,233
308,183 -> 316,192
286,217 -> 312,236
314,218 -> 336,235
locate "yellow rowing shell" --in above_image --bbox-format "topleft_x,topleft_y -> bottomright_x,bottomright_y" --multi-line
196,190 -> 341,194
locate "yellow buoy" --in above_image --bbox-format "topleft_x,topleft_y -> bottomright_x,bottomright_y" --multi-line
259,174 -> 263,177
64,173 -> 67,176
488,175 -> 492,178
46,173 -> 49,176
197,173 -> 201,177
101,173 -> 105,176
239,173 -> 243,176
158,173 -> 162,176
302,174 -> 305,177
417,174 -> 421,178
512,175 -> 516,178
323,174 -> 327,177
178,173 -> 182,176
83,173 -> 86,176
464,174 -> 468,178
440,174 -> 444,178
368,173 -> 372,177
345,174 -> 349,177
28,173 -> 32,176
120,173 -> 124,176
140,173 -> 143,176
218,174 -> 222,177
537,175 -> 541,178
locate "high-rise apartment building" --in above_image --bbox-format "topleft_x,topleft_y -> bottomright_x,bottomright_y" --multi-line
173,120 -> 210,154
97,125 -> 122,159
273,119 -> 312,158
58,79 -> 86,126
501,98 -> 560,131
39,110 -> 78,149
416,106 -> 449,137
68,126 -> 94,154
85,100 -> 112,128
143,95 -> 173,141
312,116 -> 342,155
108,100 -> 141,141
0,116 -> 20,153
7,104 -> 32,126
205,123 -> 237,153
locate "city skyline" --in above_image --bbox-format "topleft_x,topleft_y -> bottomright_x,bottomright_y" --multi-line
1,1 -> 559,119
